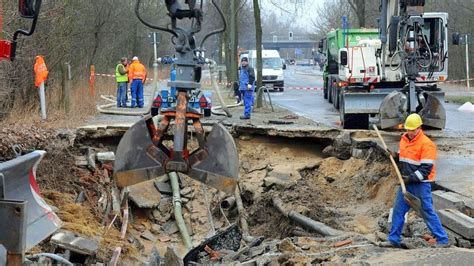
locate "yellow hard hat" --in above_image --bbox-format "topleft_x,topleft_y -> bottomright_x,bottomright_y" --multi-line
404,113 -> 423,130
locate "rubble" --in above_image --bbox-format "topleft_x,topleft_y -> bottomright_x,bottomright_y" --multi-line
141,230 -> 158,242
128,180 -> 161,208
51,230 -> 99,255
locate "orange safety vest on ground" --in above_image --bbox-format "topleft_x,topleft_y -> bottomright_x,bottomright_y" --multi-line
399,130 -> 437,182
34,55 -> 48,87
128,60 -> 146,82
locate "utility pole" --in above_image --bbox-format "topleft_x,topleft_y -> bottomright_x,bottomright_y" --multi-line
466,34 -> 470,88
151,32 -> 160,93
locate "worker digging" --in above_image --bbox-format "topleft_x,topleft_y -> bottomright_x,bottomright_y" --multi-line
1,0 -> 473,265
378,114 -> 449,248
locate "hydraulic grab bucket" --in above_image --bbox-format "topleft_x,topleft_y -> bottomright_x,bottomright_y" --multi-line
0,151 -> 62,254
118,0 -> 240,195
379,91 -> 446,129
114,114 -> 239,195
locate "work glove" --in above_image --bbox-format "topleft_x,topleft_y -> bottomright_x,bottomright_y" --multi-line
247,84 -> 252,90
385,148 -> 397,158
402,174 -> 420,184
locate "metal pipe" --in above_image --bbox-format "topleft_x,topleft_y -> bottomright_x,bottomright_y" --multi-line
169,172 -> 193,250
27,253 -> 73,266
272,197 -> 342,237
220,196 -> 236,210
234,185 -> 254,242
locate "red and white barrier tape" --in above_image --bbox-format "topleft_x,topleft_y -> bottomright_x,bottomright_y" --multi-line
95,73 -> 230,85
95,73 -> 155,81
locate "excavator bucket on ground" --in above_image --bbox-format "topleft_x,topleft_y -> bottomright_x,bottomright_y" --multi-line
379,91 -> 446,129
114,116 -> 239,195
0,151 -> 61,257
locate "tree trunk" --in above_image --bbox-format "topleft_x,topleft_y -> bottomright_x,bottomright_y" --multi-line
253,0 -> 263,90
230,0 -> 238,82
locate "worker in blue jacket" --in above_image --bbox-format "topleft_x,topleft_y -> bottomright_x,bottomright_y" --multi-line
238,57 -> 255,120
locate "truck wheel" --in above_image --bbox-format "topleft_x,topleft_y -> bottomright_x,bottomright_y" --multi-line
328,81 -> 333,103
333,86 -> 340,110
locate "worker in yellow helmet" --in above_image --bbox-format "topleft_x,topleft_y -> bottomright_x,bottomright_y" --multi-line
382,114 -> 449,248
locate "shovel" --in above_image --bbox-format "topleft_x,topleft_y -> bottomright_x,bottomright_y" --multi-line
372,125 -> 424,217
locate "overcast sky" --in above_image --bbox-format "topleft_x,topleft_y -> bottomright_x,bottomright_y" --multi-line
260,0 -> 325,29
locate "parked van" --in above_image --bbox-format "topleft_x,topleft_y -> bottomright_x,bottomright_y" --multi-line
240,50 -> 285,91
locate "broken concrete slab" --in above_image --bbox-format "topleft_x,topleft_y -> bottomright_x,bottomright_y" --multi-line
74,156 -> 88,167
433,191 -> 465,211
162,221 -> 180,235
128,180 -> 161,208
51,230 -> 99,255
141,230 -> 158,242
155,181 -> 172,195
263,175 -> 297,190
180,187 -> 193,196
162,221 -> 179,235
438,209 -> 474,240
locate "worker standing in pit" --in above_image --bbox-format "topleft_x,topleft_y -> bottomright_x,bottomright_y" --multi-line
115,57 -> 129,107
128,56 -> 147,108
383,114 -> 449,248
238,57 -> 255,120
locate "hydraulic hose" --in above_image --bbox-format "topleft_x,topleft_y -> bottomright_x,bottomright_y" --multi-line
169,171 -> 193,250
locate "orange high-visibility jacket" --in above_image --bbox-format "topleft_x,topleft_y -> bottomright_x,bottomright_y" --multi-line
128,60 -> 146,82
34,55 -> 49,87
399,130 -> 437,182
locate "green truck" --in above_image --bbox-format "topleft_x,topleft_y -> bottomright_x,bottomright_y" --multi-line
320,28 -> 381,128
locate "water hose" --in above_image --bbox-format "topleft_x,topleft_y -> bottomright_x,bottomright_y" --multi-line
208,59 -> 232,117
169,172 -> 193,250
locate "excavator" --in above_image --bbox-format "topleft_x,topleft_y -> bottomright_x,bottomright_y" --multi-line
1,1 -> 62,265
377,0 -> 448,129
326,0 -> 449,129
114,0 -> 239,195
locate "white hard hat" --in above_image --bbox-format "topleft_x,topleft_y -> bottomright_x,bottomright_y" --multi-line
132,56 -> 139,61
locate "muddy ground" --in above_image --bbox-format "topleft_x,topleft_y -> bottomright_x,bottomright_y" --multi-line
1,125 -> 473,265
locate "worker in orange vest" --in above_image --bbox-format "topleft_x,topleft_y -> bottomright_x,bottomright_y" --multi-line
382,114 -> 449,248
34,55 -> 48,119
34,55 -> 48,87
127,56 -> 147,108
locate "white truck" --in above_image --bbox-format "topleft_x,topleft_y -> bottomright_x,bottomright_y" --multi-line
240,49 -> 286,91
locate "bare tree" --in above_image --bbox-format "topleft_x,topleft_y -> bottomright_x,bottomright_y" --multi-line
348,0 -> 366,28
253,0 -> 263,90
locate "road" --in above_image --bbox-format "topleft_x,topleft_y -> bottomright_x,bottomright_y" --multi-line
272,65 -> 474,134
